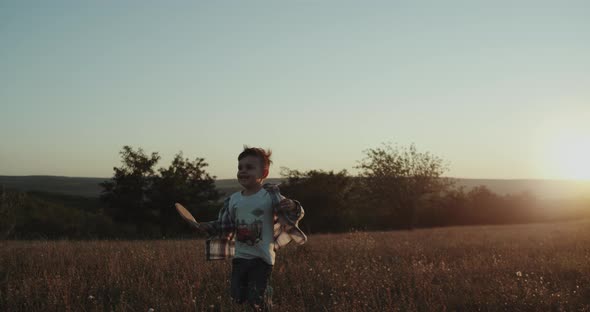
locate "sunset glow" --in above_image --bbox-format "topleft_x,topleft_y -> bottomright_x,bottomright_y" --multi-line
1,2 -> 589,180
545,130 -> 590,180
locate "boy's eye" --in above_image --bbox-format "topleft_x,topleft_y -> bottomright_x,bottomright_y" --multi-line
238,163 -> 255,171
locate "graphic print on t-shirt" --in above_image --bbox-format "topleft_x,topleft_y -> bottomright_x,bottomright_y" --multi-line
236,208 -> 265,246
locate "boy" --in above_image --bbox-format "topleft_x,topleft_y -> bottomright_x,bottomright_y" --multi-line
200,146 -> 306,311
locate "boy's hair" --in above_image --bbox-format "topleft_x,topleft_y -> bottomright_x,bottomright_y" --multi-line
238,146 -> 273,171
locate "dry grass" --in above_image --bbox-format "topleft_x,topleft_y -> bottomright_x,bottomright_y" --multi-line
1,220 -> 589,311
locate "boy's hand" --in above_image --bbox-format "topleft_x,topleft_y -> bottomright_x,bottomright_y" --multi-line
279,198 -> 296,213
197,223 -> 213,235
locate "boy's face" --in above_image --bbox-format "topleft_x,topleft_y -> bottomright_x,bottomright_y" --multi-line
237,156 -> 268,189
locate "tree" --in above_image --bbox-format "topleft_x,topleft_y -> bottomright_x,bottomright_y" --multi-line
150,152 -> 221,236
280,168 -> 355,233
356,143 -> 452,229
100,146 -> 222,237
100,146 -> 161,235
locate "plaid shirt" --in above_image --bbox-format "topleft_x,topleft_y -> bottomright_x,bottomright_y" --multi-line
204,183 -> 307,260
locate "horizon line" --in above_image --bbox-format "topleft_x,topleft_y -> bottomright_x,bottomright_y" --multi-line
1,174 -> 590,183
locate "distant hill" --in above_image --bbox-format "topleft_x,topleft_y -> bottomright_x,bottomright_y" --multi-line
0,175 -> 284,198
218,178 -> 590,200
1,175 -> 589,200
454,179 -> 590,200
0,176 -> 108,198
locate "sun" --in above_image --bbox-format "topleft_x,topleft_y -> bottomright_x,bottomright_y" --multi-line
544,131 -> 590,180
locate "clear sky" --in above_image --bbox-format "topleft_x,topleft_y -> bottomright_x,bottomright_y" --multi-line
1,1 -> 589,180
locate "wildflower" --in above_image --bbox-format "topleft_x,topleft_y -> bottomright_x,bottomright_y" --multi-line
516,271 -> 522,277
88,295 -> 95,300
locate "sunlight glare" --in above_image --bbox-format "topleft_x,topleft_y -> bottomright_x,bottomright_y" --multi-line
545,130 -> 590,180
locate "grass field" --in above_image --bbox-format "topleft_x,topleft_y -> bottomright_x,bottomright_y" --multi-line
1,220 -> 589,311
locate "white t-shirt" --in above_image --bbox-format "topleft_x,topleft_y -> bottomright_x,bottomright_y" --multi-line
229,188 -> 276,265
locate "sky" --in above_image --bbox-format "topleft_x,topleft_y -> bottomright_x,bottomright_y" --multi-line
1,1 -> 589,180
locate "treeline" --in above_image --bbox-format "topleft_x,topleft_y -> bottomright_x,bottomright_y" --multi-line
1,144 -> 589,239
0,189 -> 116,239
1,146 -> 222,239
280,172 -> 590,233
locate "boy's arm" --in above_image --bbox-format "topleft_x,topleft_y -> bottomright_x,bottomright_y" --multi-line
263,183 -> 304,225
279,195 -> 304,225
204,197 -> 236,260
200,197 -> 231,237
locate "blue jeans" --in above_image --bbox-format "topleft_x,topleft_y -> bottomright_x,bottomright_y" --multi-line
230,258 -> 273,309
